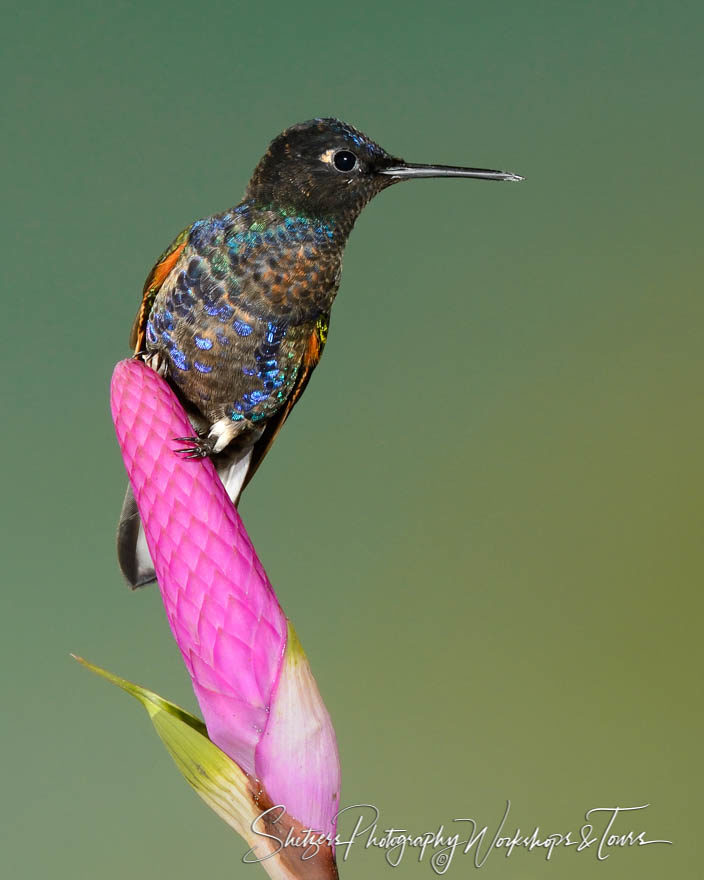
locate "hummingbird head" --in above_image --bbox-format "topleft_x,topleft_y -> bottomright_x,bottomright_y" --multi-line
245,118 -> 523,227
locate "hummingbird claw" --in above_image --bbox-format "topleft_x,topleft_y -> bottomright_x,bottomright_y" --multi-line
173,435 -> 215,459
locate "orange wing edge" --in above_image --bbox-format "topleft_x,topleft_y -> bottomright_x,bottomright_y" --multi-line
241,317 -> 328,492
129,230 -> 190,353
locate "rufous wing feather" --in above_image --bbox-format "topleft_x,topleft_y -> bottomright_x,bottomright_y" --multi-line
129,227 -> 190,352
240,317 -> 328,495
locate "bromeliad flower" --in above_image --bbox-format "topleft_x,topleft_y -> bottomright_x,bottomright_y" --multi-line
76,358 -> 340,879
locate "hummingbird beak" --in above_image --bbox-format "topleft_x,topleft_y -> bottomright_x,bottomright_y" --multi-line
379,162 -> 524,182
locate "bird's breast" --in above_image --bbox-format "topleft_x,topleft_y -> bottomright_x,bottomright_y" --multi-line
145,207 -> 341,421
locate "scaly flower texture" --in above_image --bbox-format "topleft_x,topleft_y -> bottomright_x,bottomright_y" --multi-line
103,358 -> 340,879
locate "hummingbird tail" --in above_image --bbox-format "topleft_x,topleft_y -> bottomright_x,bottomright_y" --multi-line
116,448 -> 254,589
217,446 -> 254,506
117,484 -> 156,588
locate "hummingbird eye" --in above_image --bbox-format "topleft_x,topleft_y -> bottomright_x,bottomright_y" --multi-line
333,150 -> 358,172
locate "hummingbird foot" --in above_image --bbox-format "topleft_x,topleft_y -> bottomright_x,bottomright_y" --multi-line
173,435 -> 216,459
174,417 -> 253,459
135,349 -> 168,377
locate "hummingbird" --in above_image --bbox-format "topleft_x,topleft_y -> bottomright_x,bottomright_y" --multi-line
118,118 -> 523,587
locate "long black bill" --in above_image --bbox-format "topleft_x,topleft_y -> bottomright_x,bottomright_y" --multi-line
379,162 -> 524,182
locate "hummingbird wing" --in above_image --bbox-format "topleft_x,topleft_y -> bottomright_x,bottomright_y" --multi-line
119,226 -> 191,587
129,227 -> 191,352
238,317 -> 328,496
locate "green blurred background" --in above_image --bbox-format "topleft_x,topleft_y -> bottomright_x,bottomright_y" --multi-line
2,0 -> 701,876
